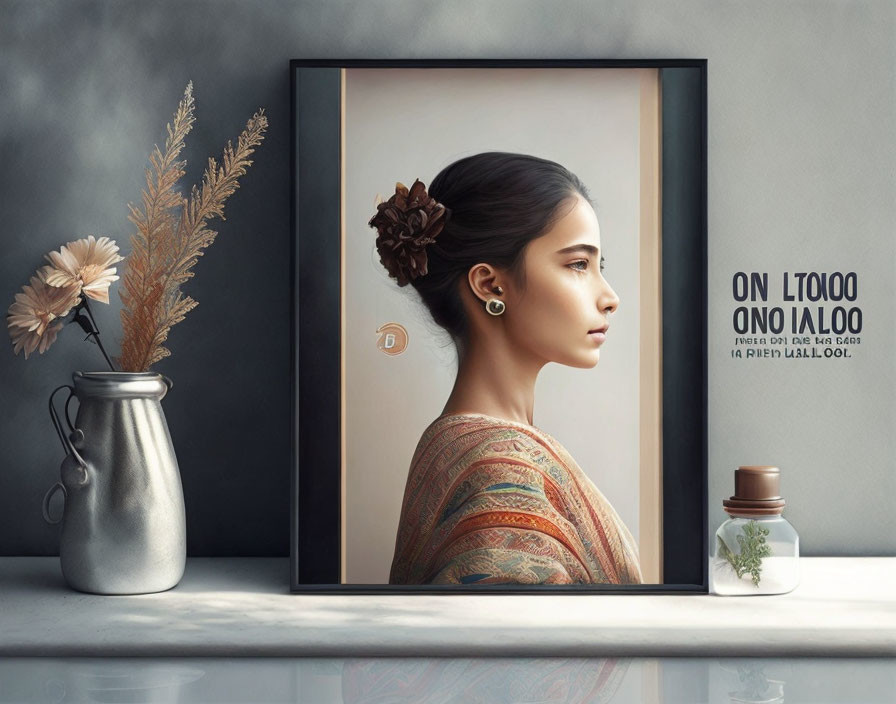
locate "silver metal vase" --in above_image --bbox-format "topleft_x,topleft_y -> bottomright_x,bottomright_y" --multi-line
42,371 -> 186,595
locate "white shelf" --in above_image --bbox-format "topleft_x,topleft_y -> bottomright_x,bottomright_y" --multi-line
1,557 -> 894,656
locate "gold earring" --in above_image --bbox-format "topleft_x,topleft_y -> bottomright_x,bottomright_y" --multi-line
486,298 -> 505,316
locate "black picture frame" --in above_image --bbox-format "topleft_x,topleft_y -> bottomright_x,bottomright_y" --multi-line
290,59 -> 707,593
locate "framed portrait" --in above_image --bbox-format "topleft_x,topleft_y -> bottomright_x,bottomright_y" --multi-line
290,59 -> 707,593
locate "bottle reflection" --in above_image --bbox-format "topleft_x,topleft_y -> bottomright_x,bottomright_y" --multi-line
726,663 -> 786,703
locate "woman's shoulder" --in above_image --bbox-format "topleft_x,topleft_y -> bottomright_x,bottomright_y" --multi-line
418,412 -> 556,453
410,412 -> 574,485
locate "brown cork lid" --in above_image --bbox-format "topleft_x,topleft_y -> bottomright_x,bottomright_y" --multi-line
722,465 -> 786,516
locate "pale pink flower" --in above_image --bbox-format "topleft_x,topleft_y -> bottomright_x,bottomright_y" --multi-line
41,235 -> 124,304
7,276 -> 81,358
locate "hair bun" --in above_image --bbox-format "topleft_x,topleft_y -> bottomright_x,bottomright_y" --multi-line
369,179 -> 449,287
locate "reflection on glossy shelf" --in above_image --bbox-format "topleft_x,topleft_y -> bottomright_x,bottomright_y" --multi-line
0,657 -> 894,703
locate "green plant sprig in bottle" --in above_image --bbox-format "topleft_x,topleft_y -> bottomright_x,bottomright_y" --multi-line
717,520 -> 773,586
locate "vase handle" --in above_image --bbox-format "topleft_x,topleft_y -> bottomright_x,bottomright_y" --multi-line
48,385 -> 86,469
42,482 -> 66,525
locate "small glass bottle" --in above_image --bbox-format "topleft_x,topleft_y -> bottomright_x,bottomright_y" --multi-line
711,465 -> 799,595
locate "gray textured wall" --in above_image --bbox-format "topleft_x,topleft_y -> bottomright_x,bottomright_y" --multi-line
1,0 -> 893,557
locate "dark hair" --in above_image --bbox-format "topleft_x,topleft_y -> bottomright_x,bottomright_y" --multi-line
410,151 -> 593,350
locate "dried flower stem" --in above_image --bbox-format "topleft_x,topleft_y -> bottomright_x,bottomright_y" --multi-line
79,298 -> 116,371
117,83 -> 267,372
151,109 -> 268,355
118,83 -> 195,372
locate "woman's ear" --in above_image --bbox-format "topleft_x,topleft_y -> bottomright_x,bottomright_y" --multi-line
466,263 -> 506,305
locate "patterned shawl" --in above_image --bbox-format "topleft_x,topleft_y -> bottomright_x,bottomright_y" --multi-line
389,413 -> 643,585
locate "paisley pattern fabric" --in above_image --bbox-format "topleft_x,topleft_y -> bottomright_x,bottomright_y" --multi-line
389,413 -> 643,585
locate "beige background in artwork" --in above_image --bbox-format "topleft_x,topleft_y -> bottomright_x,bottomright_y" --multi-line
341,67 -> 659,584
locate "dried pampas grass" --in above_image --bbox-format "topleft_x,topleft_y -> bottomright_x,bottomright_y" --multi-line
118,82 -> 267,372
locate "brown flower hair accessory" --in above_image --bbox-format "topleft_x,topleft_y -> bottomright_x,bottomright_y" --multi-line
369,179 -> 448,287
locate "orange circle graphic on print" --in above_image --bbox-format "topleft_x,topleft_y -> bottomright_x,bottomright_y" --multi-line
376,322 -> 409,356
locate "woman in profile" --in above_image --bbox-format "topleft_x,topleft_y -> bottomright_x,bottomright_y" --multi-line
370,152 -> 642,585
